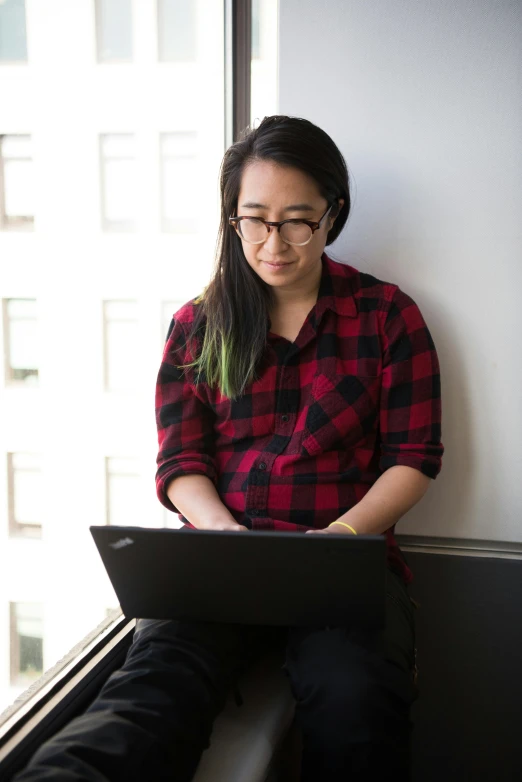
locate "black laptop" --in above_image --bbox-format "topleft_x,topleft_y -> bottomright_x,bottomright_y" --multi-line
90,526 -> 387,630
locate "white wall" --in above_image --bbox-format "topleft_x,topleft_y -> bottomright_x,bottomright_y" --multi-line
279,0 -> 522,542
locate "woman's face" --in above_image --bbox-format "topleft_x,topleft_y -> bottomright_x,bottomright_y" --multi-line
235,160 -> 343,295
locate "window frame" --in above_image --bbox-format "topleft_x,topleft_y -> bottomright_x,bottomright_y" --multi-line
0,613 -> 134,778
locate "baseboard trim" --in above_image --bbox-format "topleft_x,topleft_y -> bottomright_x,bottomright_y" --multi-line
396,535 -> 522,560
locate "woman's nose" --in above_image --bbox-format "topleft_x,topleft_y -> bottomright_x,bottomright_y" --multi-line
264,225 -> 289,253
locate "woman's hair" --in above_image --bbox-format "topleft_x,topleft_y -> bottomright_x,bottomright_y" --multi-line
183,115 -> 352,399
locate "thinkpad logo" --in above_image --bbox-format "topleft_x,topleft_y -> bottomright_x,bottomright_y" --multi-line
109,537 -> 135,550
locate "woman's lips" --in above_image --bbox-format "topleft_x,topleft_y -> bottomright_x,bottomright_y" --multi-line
262,260 -> 294,269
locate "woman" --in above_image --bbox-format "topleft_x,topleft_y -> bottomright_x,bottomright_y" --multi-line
14,116 -> 443,782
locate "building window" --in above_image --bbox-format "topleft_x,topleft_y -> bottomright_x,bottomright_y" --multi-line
0,0 -> 27,62
2,298 -> 39,385
95,0 -> 133,63
7,453 -> 42,538
160,133 -> 198,233
103,300 -> 139,392
0,135 -> 34,230
10,602 -> 44,686
99,134 -> 136,232
157,0 -> 196,62
105,457 -> 140,526
252,0 -> 261,59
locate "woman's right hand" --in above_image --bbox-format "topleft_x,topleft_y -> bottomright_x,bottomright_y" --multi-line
197,518 -> 250,532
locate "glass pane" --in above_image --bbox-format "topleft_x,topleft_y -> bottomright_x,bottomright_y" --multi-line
251,0 -> 278,125
11,603 -> 43,687
14,467 -> 42,525
4,159 -> 33,217
0,0 -> 227,721
0,0 -> 27,62
96,0 -> 133,62
7,299 -> 38,371
157,0 -> 196,62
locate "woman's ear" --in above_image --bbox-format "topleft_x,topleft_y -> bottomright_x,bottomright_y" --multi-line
329,198 -> 345,227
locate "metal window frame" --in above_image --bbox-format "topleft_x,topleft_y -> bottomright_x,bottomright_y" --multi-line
0,3 -> 253,773
225,0 -> 252,146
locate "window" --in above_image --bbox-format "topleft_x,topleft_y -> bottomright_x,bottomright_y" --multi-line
160,133 -> 198,233
0,0 -> 27,62
103,300 -> 139,392
95,0 -> 133,62
0,135 -> 34,230
0,0 -> 265,730
252,0 -> 261,59
157,0 -> 196,62
7,453 -> 42,538
10,603 -> 44,686
251,0 -> 278,125
105,457 -> 140,526
99,134 -> 136,231
2,298 -> 38,386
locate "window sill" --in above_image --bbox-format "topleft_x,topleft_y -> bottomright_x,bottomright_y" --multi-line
0,610 -> 135,779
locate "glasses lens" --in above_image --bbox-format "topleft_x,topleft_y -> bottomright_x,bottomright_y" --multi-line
280,221 -> 313,245
238,218 -> 266,244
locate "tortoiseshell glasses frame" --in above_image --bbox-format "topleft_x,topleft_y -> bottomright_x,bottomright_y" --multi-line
228,204 -> 333,246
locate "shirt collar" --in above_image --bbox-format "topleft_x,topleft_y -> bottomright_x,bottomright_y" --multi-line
314,253 -> 358,323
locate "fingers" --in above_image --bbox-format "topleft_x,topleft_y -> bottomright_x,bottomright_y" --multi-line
305,529 -> 329,534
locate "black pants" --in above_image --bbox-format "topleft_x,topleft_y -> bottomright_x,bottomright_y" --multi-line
13,569 -> 417,782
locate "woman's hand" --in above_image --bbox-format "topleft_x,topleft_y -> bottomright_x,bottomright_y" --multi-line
305,522 -> 356,535
198,518 -> 250,532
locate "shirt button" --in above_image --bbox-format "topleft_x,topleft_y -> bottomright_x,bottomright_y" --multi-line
258,462 -> 267,470
281,414 -> 289,422
250,509 -> 262,516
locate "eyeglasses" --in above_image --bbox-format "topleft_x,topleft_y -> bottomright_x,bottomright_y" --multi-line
229,205 -> 332,247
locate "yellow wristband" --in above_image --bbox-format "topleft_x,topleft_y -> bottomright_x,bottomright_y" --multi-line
329,521 -> 358,535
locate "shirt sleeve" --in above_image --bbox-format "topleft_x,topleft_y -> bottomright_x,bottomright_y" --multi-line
155,316 -> 217,512
379,287 -> 444,479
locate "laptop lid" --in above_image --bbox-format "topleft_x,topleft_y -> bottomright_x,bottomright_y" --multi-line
90,526 -> 387,631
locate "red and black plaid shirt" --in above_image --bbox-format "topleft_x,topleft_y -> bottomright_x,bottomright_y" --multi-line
155,254 -> 444,584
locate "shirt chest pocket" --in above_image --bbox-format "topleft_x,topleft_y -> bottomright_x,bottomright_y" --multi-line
302,372 -> 381,456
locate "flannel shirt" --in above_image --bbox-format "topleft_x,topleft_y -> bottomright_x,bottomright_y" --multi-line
155,254 -> 444,584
